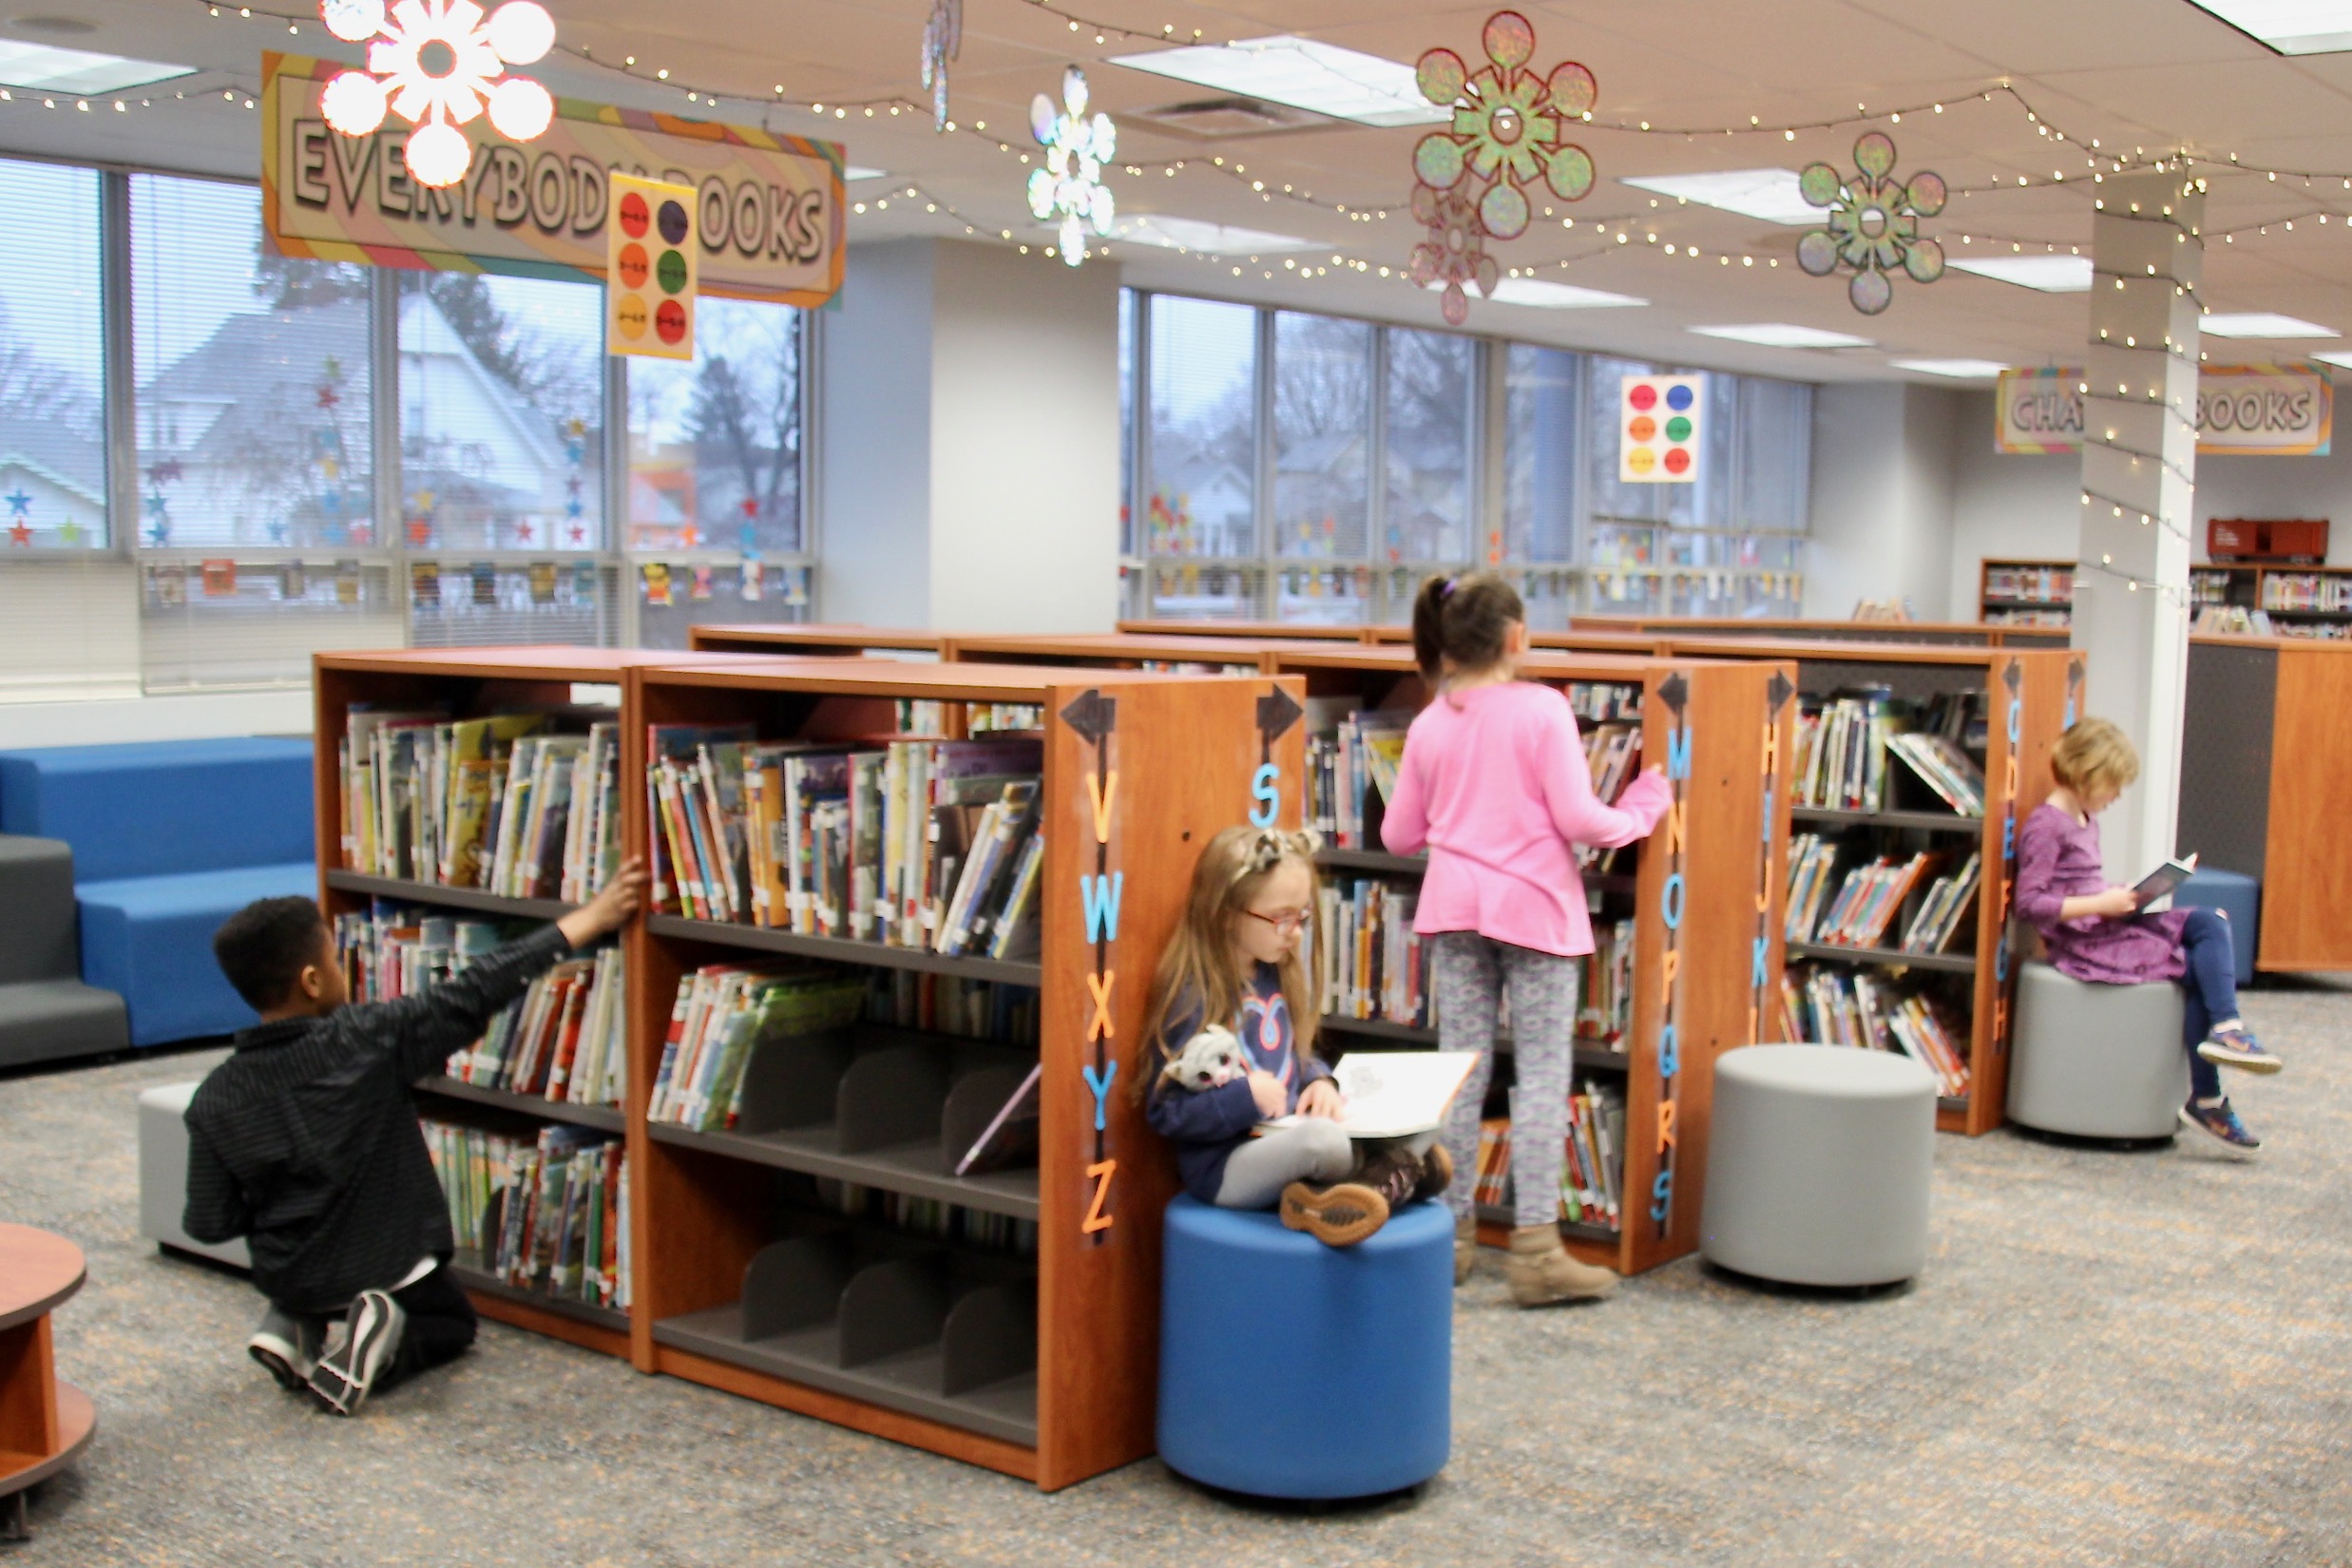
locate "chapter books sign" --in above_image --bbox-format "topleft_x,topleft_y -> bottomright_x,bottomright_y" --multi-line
606,174 -> 696,358
1996,364 -> 2333,455
261,51 -> 843,307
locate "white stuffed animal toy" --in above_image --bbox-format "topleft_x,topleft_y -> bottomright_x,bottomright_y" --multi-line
1163,1024 -> 1246,1092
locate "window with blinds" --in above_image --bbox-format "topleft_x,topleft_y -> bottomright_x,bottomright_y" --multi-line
0,158 -> 106,550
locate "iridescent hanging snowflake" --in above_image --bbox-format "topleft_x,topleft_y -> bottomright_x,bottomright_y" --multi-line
1407,10 -> 1595,323
920,0 -> 960,132
1408,183 -> 1497,328
1027,67 -> 1116,267
1796,131 -> 1947,316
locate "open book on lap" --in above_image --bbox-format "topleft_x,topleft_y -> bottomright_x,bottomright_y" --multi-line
1261,1052 -> 1480,1140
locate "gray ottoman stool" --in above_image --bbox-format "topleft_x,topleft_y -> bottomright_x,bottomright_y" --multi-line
138,1081 -> 249,1269
1701,1044 -> 1937,1288
2007,963 -> 2188,1139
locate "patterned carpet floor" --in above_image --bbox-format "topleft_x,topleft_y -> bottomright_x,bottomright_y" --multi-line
3,978 -> 2346,1567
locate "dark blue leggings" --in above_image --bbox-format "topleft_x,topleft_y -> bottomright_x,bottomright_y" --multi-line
2178,907 -> 2239,1101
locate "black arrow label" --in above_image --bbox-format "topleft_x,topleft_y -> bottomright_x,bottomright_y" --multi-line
1060,688 -> 1118,744
1766,670 -> 1793,717
1256,687 -> 1303,746
1658,671 -> 1690,717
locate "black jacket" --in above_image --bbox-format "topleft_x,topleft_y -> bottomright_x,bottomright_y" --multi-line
182,925 -> 572,1312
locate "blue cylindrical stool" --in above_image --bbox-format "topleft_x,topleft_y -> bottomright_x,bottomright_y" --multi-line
1157,1195 -> 1451,1500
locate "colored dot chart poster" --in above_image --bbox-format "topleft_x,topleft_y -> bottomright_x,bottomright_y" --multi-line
1619,373 -> 1705,484
606,173 -> 698,360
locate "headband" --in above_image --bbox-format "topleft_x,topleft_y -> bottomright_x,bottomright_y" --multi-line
1230,826 -> 1323,883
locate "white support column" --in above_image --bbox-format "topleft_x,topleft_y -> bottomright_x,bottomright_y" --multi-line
2075,170 -> 2205,879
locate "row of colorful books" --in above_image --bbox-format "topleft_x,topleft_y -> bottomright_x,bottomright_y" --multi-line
1776,966 -> 1971,1099
645,728 -> 1046,962
647,965 -> 870,1132
892,698 -> 1042,735
335,903 -> 626,1107
421,1119 -> 628,1309
1785,839 -> 1979,954
1792,691 -> 1897,812
1317,877 -> 1428,1026
1884,733 -> 1985,816
339,707 -> 621,901
1563,681 -> 1644,724
1304,711 -> 1408,850
814,1178 -> 1040,1255
865,967 -> 1042,1044
1471,1079 -> 1626,1232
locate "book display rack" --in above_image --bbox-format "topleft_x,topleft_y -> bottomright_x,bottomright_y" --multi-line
1575,615 -> 2071,650
1979,560 -> 2075,628
1647,637 -> 2083,1135
945,630 -> 1321,673
625,656 -> 1305,1487
1261,642 -> 1796,1277
2190,564 -> 2352,641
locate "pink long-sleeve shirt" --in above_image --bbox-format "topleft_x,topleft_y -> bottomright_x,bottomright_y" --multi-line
1381,680 -> 1673,958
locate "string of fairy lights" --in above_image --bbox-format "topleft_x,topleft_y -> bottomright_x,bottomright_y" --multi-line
29,0 -> 2352,308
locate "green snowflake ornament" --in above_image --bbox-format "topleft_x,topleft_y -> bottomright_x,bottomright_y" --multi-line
1796,132 -> 1947,315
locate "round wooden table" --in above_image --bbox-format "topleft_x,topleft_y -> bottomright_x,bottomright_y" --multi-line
0,1223 -> 95,1540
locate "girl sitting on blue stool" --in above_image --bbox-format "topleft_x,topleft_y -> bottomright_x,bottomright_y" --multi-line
1141,826 -> 1449,1245
2015,717 -> 2283,1148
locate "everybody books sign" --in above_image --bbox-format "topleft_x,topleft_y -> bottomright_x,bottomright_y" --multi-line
1996,364 -> 2333,455
260,52 -> 844,307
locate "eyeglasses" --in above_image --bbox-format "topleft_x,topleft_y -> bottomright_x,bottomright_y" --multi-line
1244,908 -> 1313,936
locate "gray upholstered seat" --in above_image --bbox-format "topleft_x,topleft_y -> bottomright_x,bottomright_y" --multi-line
1701,1043 -> 1937,1288
2006,962 -> 2188,1139
138,1080 -> 251,1270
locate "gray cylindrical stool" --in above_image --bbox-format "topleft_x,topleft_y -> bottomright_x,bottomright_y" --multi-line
1701,1045 -> 1937,1288
2006,962 -> 2188,1139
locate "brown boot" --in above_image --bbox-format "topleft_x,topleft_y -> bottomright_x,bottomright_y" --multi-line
1351,1145 -> 1428,1213
1280,1181 -> 1389,1246
1505,1225 -> 1618,1307
1454,1211 -> 1478,1286
1416,1142 -> 1454,1202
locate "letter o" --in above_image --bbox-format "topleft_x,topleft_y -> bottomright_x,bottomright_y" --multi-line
698,175 -> 731,252
732,180 -> 770,258
528,149 -> 568,232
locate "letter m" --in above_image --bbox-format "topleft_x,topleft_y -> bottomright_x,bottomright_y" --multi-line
1665,724 -> 1693,780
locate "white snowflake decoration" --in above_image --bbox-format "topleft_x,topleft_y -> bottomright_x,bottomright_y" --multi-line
317,0 -> 556,188
1026,67 -> 1115,267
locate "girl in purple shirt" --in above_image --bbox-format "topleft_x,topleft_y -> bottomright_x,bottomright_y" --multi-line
2014,717 -> 2283,1148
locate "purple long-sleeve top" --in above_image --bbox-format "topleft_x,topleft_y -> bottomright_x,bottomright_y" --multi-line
2013,802 -> 2189,985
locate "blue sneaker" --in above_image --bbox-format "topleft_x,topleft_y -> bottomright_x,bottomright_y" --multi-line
2180,1098 -> 2260,1149
2198,1024 -> 2284,1075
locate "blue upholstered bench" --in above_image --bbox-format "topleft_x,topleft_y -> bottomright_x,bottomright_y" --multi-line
1157,1195 -> 1452,1500
0,737 -> 316,1046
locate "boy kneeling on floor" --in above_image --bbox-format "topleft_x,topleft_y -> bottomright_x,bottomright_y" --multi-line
182,860 -> 644,1415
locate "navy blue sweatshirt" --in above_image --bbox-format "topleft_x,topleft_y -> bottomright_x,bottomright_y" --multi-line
1144,963 -> 1331,1203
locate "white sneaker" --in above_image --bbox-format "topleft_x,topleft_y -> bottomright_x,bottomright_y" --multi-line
248,1306 -> 326,1392
305,1291 -> 406,1416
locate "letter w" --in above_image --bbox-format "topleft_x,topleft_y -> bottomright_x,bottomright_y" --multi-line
1082,872 -> 1123,944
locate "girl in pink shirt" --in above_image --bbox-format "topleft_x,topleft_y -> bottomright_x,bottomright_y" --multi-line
1382,572 -> 1671,1307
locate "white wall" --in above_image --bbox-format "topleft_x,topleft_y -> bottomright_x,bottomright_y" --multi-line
1803,383 -> 1959,619
817,239 -> 1122,634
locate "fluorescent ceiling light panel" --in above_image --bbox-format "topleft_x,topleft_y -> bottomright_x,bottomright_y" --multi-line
1617,168 -> 1818,225
1108,36 -> 1447,127
2312,351 -> 2352,369
1945,254 -> 2094,292
844,166 -> 888,182
2181,0 -> 2352,53
1690,322 -> 1873,349
1892,358 -> 2010,378
1115,215 -> 1314,254
0,40 -> 194,94
1423,277 -> 1645,309
2200,311 -> 2336,337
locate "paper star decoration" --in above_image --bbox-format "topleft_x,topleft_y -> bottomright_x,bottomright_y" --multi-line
1026,67 -> 1116,267
1796,132 -> 1946,316
1409,10 -> 1596,324
56,519 -> 83,545
4,489 -> 29,517
317,0 -> 557,188
7,520 -> 29,546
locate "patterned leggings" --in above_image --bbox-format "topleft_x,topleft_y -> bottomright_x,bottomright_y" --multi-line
1429,931 -> 1581,1231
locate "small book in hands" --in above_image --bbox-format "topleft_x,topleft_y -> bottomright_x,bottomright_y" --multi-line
2132,851 -> 2199,909
1262,1052 -> 1479,1140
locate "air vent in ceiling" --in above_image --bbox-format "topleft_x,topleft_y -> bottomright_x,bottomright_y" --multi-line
1130,96 -> 1334,139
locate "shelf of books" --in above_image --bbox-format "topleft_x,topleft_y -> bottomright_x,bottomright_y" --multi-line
1364,622 -> 1667,657
685,624 -> 948,658
944,630 -> 1314,674
1116,618 -> 1371,642
1264,642 -> 1796,1277
1573,615 -> 2073,650
624,656 -> 1307,1489
314,647 -> 745,1358
1979,559 -> 2075,629
1648,637 -> 2085,1135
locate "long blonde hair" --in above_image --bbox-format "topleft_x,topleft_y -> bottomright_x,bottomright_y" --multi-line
1138,825 -> 1321,1100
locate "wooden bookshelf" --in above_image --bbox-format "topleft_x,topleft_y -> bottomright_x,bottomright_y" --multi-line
1979,559 -> 2075,629
313,647 -> 745,1360
1363,622 -> 1668,657
1260,642 -> 1797,1277
2180,635 -> 2352,971
686,624 -> 947,658
943,631 -> 1329,673
625,656 -> 1306,1489
1646,636 -> 2084,1134
1576,614 -> 2072,650
1117,618 -> 1371,642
